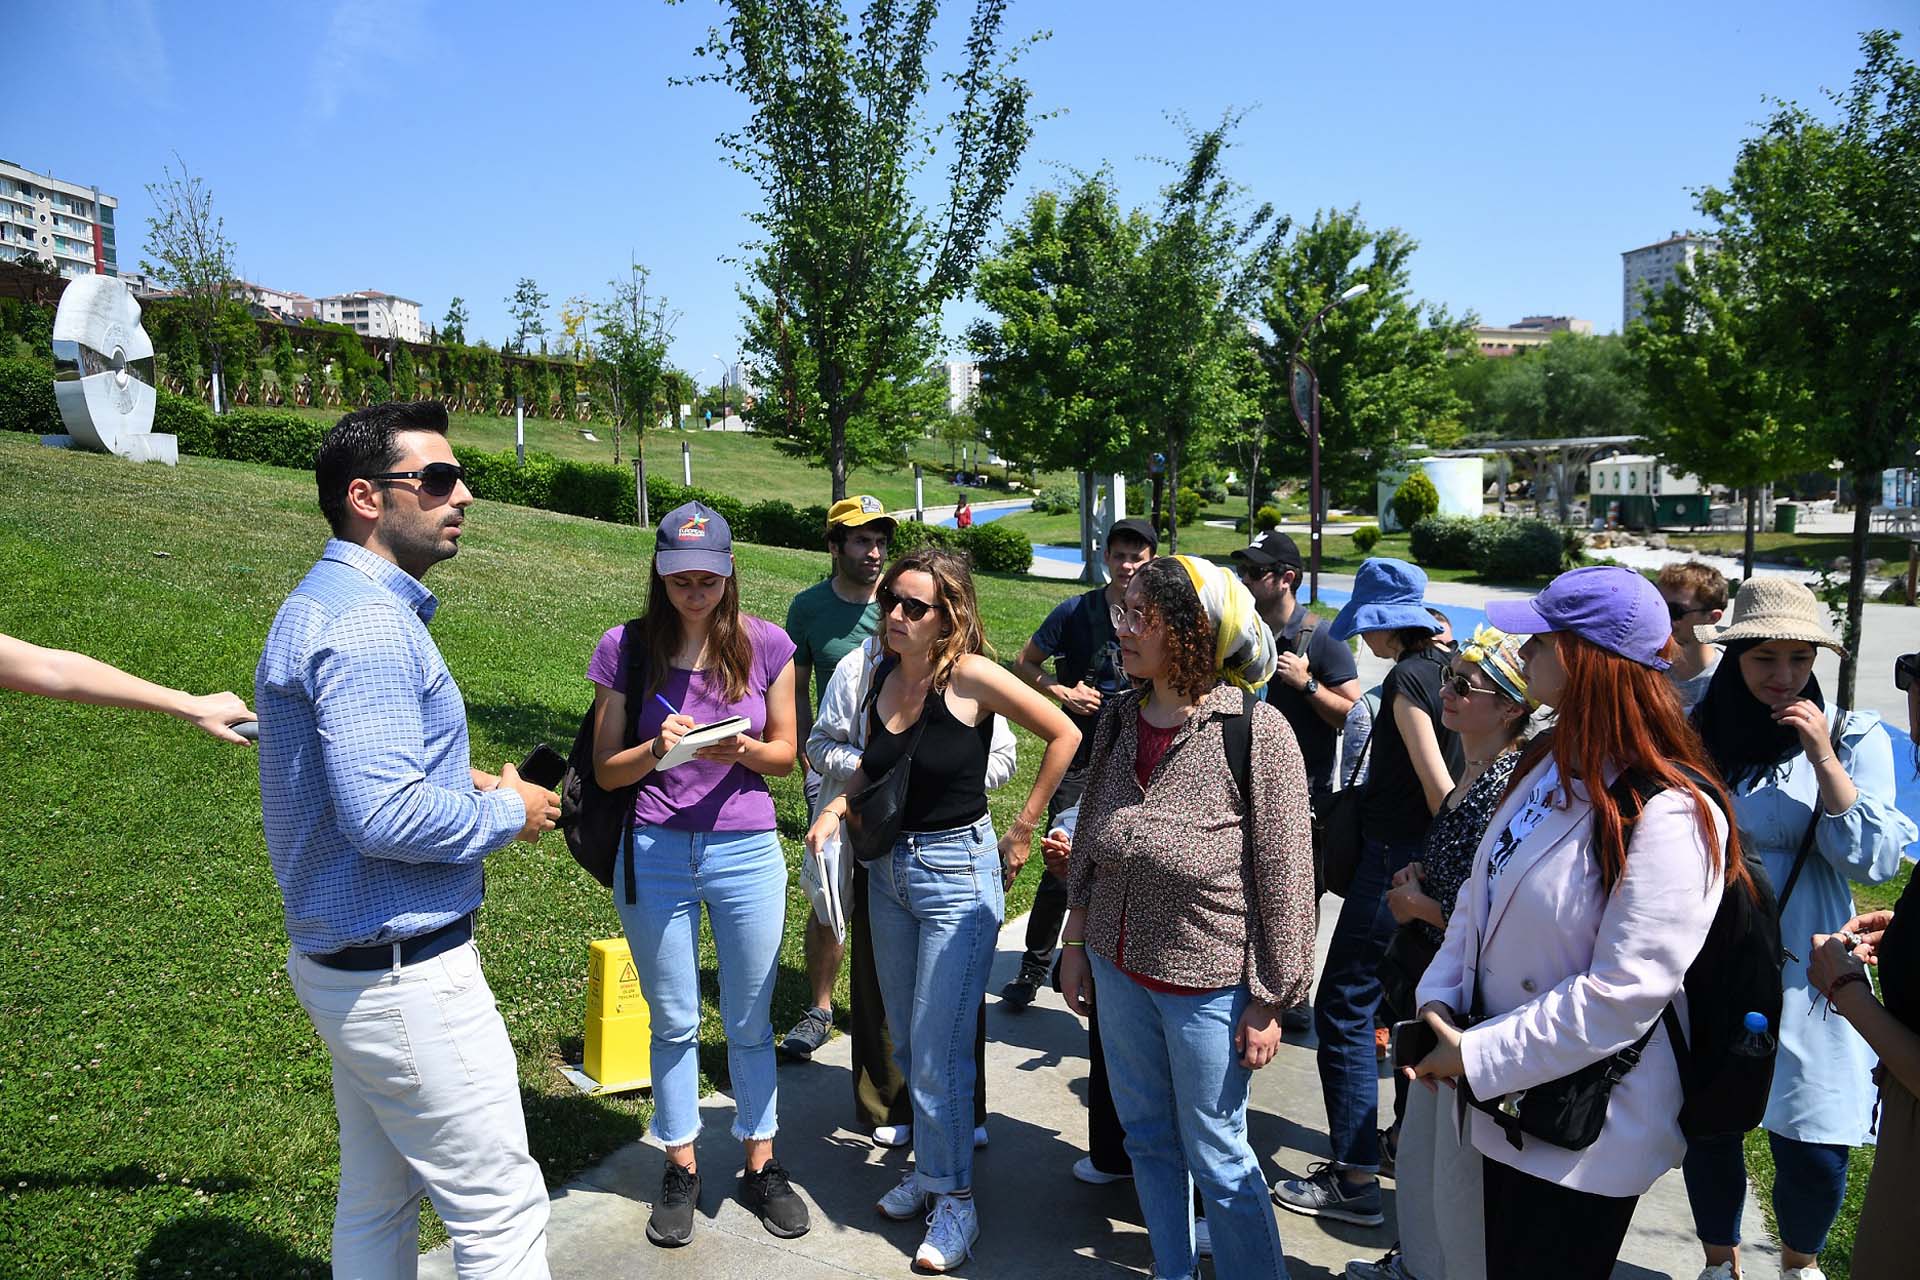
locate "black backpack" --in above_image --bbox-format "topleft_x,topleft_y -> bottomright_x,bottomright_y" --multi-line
1606,766 -> 1790,1140
561,618 -> 645,898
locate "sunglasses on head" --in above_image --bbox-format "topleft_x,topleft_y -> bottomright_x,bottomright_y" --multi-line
363,462 -> 466,498
1897,652 -> 1919,692
877,586 -> 944,623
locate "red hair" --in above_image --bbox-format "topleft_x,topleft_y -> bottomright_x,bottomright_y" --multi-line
1507,632 -> 1746,894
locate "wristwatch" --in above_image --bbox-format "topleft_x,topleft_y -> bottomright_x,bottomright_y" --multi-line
1301,676 -> 1319,697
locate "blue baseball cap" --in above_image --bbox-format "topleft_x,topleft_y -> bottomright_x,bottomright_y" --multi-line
1485,565 -> 1672,670
1328,558 -> 1442,641
655,501 -> 734,576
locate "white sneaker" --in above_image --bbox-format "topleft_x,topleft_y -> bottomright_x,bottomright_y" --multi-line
1782,1269 -> 1825,1280
872,1123 -> 912,1148
913,1194 -> 980,1273
1694,1266 -> 1736,1280
877,1167 -> 926,1221
1194,1217 -> 1212,1258
1072,1156 -> 1133,1185
973,1123 -> 988,1149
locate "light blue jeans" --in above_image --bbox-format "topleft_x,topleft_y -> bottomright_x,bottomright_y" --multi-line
1092,950 -> 1289,1280
614,826 -> 787,1146
866,814 -> 1003,1195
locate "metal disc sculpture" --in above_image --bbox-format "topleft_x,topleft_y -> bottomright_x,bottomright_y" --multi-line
50,275 -> 174,465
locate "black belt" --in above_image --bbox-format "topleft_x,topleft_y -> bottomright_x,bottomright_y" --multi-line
308,914 -> 475,971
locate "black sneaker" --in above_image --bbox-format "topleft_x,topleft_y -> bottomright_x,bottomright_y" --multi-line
740,1158 -> 810,1239
646,1161 -> 700,1247
778,1006 -> 833,1060
1377,1127 -> 1398,1178
999,962 -> 1049,1011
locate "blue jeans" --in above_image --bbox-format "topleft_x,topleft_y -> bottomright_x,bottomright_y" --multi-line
1314,834 -> 1422,1172
1683,1130 -> 1851,1257
866,815 -> 1002,1195
1092,951 -> 1288,1280
614,826 -> 787,1146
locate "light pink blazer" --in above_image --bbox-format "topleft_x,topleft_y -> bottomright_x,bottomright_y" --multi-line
1416,754 -> 1727,1197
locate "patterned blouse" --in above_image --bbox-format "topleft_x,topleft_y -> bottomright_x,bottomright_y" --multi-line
1413,749 -> 1523,947
1065,683 -> 1318,1006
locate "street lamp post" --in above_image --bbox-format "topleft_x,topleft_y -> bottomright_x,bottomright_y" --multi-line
1288,282 -> 1370,604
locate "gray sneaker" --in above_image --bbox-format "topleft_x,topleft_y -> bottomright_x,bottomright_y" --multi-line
1346,1247 -> 1414,1279
1272,1162 -> 1384,1227
778,1006 -> 833,1060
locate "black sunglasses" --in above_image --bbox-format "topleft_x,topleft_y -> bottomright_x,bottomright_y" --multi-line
877,586 -> 945,623
1897,653 -> 1919,692
1666,600 -> 1708,622
363,462 -> 466,497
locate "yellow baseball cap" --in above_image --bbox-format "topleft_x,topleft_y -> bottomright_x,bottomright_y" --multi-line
828,495 -> 896,532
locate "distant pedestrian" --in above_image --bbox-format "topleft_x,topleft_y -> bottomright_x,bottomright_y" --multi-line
258,401 -> 559,1278
955,494 -> 973,529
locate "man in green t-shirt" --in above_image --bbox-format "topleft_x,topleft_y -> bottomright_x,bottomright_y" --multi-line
778,495 -> 893,1059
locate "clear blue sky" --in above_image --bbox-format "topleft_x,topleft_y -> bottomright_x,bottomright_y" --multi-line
7,0 -> 1907,379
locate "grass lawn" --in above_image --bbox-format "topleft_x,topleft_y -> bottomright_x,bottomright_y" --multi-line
0,433 -> 1078,1279
1665,530 -> 1916,566
278,405 -> 1058,515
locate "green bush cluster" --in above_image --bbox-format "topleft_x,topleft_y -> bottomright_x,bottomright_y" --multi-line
1254,504 -> 1284,531
1409,515 -> 1568,581
1392,469 -> 1442,531
1351,525 -> 1381,554
0,355 -> 58,435
883,519 -> 1034,574
1155,487 -> 1205,532
1029,484 -> 1079,515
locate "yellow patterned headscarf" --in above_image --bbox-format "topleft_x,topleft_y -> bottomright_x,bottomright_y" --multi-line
1459,624 -> 1531,706
1173,555 -> 1278,691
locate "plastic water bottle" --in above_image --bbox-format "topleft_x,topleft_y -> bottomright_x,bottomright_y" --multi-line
1732,1010 -> 1776,1057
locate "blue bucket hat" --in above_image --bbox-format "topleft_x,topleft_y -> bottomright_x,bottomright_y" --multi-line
1329,558 -> 1442,641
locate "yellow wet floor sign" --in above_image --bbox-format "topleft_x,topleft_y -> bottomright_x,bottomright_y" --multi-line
582,936 -> 652,1093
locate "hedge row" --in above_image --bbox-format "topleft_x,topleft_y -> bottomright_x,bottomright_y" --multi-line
1409,515 -> 1583,581
0,357 -> 1035,570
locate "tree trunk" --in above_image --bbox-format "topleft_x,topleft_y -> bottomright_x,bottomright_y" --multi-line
1837,467 -> 1875,707
1165,436 -> 1182,558
1246,443 -> 1261,544
1743,486 -> 1758,579
1078,470 -> 1100,585
636,447 -> 650,528
828,407 -> 850,503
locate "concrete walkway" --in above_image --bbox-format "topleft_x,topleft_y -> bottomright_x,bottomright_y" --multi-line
422,895 -> 1776,1280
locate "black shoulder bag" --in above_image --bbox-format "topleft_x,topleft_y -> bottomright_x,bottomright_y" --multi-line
844,659 -> 936,862
1312,715 -> 1373,898
561,618 -> 645,896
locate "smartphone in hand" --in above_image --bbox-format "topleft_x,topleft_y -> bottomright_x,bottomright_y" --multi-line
1391,1018 -> 1440,1073
519,743 -> 568,790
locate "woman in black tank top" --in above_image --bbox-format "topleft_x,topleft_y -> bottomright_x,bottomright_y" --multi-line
805,548 -> 1078,1269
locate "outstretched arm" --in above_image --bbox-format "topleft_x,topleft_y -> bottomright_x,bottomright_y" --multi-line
0,632 -> 254,744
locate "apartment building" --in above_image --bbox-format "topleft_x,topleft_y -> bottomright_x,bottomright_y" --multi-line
1621,232 -> 1717,329
1471,314 -> 1595,357
0,159 -> 117,279
318,290 -> 424,343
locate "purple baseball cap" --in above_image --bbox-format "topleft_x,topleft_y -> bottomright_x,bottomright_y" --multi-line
1484,565 -> 1672,670
654,500 -> 734,576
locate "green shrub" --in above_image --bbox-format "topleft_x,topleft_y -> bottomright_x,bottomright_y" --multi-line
1175,486 -> 1204,527
1392,468 -> 1441,531
218,409 -> 326,469
742,499 -> 829,551
961,521 -> 1033,574
1560,527 -> 1588,570
1030,485 -> 1079,515
1409,515 -> 1481,569
0,355 -> 58,435
1474,519 -> 1564,581
1351,525 -> 1381,554
1255,504 -> 1284,532
154,388 -> 216,453
889,520 -> 961,556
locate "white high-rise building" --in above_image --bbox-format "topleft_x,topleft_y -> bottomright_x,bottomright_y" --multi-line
945,360 -> 980,415
319,290 -> 425,343
1621,233 -> 1717,330
0,159 -> 118,280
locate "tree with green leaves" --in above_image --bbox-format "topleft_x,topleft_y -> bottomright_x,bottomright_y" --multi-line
1255,207 -> 1474,512
1626,242 -> 1820,579
1130,120 -> 1287,554
682,0 -> 1041,501
1456,333 -> 1649,442
441,297 -> 469,346
969,171 -> 1146,567
1692,29 -> 1920,702
141,158 -> 238,412
506,278 -> 548,354
595,261 -> 678,492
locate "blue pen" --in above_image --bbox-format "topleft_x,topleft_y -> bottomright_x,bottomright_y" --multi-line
654,693 -> 681,719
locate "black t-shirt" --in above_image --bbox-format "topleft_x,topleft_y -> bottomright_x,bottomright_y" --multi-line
862,678 -> 992,833
1029,588 -> 1124,770
1878,871 -> 1920,1035
1265,609 -> 1360,796
1360,647 -> 1463,847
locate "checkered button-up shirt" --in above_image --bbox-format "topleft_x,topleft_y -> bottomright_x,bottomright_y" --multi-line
256,539 -> 525,954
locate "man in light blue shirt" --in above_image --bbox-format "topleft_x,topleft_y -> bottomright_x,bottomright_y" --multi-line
258,401 -> 558,1279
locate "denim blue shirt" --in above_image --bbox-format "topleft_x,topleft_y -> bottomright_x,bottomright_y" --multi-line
256,539 -> 525,954
1737,709 -> 1917,1145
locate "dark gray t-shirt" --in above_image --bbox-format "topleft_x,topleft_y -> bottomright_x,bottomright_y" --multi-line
1264,608 -> 1359,795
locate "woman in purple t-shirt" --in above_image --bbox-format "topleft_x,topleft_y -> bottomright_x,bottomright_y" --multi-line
586,501 -> 807,1247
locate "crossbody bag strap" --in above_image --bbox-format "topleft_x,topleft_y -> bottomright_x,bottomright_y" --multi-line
1775,708 -> 1847,915
620,617 -> 646,907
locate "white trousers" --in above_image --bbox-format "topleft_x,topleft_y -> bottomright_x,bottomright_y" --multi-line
289,942 -> 550,1280
1397,1080 -> 1486,1279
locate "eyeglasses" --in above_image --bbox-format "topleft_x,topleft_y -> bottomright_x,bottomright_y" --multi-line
1666,600 -> 1706,622
1112,604 -> 1151,635
877,586 -> 945,623
1897,652 -> 1919,692
362,462 -> 466,498
1444,672 -> 1499,699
